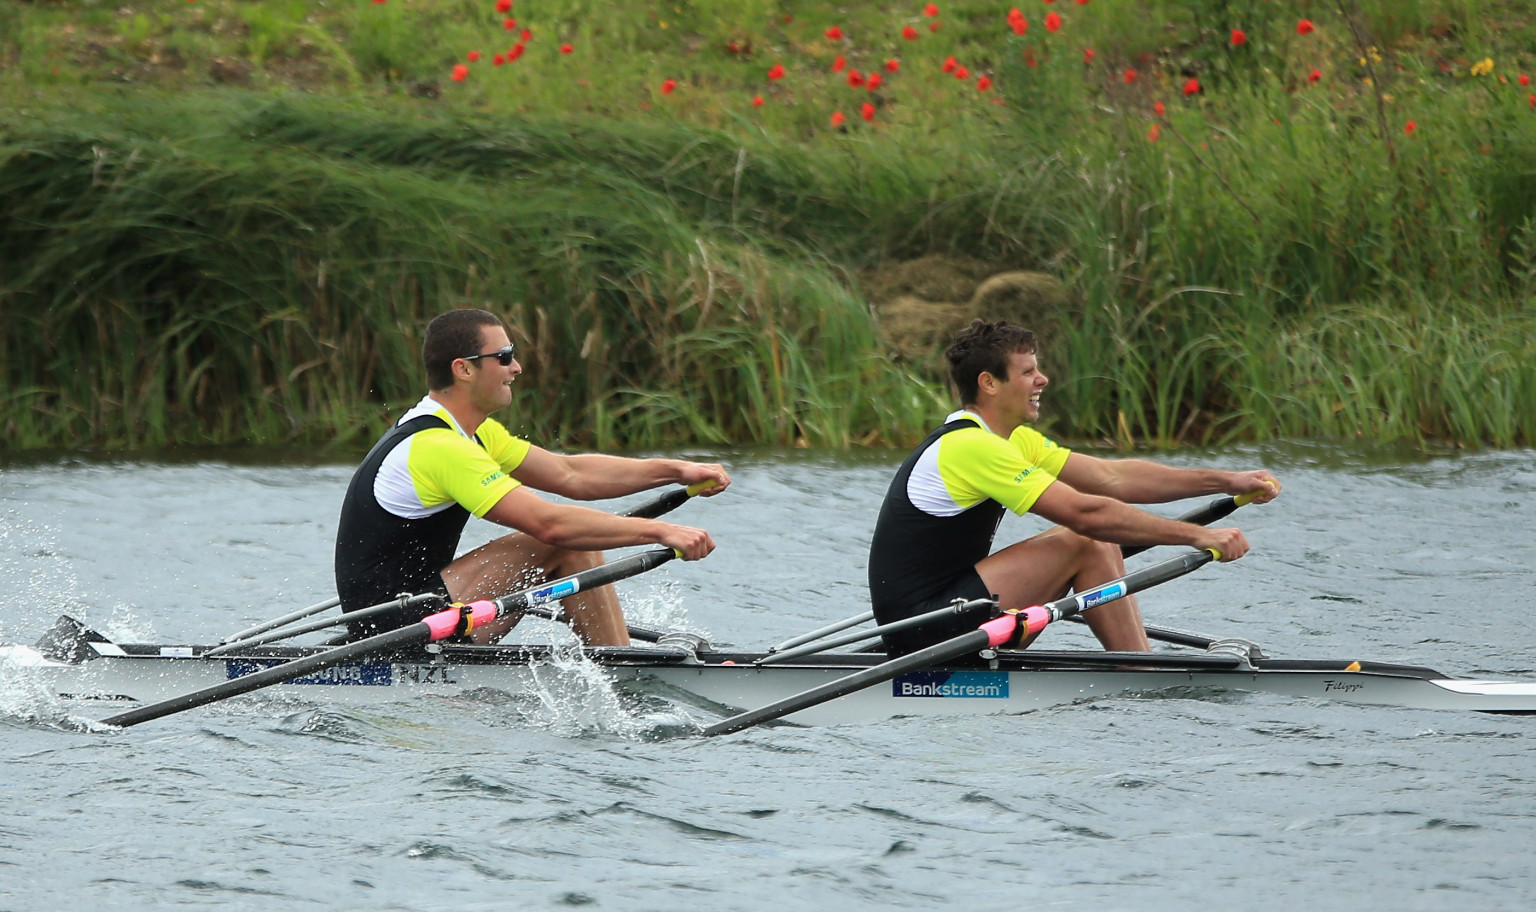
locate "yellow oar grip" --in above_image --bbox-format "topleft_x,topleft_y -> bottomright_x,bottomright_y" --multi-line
1204,547 -> 1223,561
1234,490 -> 1260,507
685,480 -> 721,496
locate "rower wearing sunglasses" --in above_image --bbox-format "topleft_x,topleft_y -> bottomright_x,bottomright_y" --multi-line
333,308 -> 730,646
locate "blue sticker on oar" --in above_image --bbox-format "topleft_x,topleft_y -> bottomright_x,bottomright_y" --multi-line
892,671 -> 1009,699
1080,582 -> 1126,609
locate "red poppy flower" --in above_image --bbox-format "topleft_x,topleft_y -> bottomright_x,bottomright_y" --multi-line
521,29 -> 532,41
767,63 -> 785,80
1077,0 -> 1089,5
493,54 -> 505,66
1308,68 -> 1320,82
848,70 -> 864,87
373,0 -> 385,5
1153,101 -> 1164,116
1297,19 -> 1315,35
942,56 -> 957,73
832,56 -> 846,72
826,26 -> 843,40
504,18 -> 516,30
560,43 -> 573,54
861,102 -> 876,121
886,59 -> 901,72
955,66 -> 969,79
977,75 -> 992,91
929,21 -> 941,32
1043,0 -> 1054,4
924,3 -> 939,15
1045,12 -> 1061,31
1529,94 -> 1535,109
495,0 -> 511,12
1147,124 -> 1160,142
1521,74 -> 1531,86
1182,77 -> 1200,95
451,64 -> 469,82
1124,69 -> 1137,83
1008,6 -> 1022,19
866,73 -> 883,90
661,79 -> 676,94
831,111 -> 846,127
1012,19 -> 1027,35
467,50 -> 481,62
1231,29 -> 1246,46
508,43 -> 525,60
1404,120 -> 1416,135
753,94 -> 765,106
903,25 -> 919,40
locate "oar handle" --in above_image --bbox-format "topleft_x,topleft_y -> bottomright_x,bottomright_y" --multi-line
1122,494 -> 1251,559
621,481 -> 719,519
489,548 -> 678,614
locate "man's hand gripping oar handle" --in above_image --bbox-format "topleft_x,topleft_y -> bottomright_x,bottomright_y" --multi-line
1120,490 -> 1259,559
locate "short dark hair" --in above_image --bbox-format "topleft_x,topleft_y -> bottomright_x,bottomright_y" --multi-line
423,309 -> 504,390
945,320 -> 1038,405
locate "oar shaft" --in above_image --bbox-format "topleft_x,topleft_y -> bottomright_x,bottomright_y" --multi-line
105,548 -> 681,728
218,596 -> 340,645
702,617 -> 1018,737
104,620 -> 441,728
1018,549 -> 1216,639
758,599 -> 995,666
1122,494 -> 1249,559
204,594 -> 443,656
769,611 -> 875,654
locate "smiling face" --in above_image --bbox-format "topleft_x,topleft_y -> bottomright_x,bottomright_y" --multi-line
462,324 -> 521,413
985,349 -> 1049,428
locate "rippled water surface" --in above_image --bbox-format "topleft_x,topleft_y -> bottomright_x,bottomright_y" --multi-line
3,443 -> 1535,910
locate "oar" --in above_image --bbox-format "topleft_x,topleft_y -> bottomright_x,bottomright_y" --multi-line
765,493 -> 1256,656
1121,491 -> 1256,558
701,548 -> 1219,737
213,481 -> 717,650
104,547 -> 679,728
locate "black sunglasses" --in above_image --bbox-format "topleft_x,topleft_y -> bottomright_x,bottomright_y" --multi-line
462,344 -> 517,367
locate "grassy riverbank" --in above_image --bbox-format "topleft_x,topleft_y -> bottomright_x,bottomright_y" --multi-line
3,0 -> 1535,450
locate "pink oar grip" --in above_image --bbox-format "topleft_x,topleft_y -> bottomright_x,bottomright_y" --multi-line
465,600 -> 497,631
1020,606 -> 1051,637
422,607 -> 462,641
980,615 -> 1018,648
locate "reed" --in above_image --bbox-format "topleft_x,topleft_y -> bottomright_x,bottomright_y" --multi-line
4,0 -> 1536,451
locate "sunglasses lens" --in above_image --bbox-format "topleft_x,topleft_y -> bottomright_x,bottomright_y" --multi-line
497,346 -> 516,366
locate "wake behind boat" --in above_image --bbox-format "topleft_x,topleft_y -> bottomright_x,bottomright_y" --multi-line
7,610 -> 1536,726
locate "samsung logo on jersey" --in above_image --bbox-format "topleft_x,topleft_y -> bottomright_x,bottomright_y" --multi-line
481,471 -> 506,487
1013,467 -> 1035,483
893,671 -> 1009,699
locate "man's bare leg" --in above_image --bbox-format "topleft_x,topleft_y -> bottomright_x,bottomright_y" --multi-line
441,532 -> 630,646
975,525 -> 1151,652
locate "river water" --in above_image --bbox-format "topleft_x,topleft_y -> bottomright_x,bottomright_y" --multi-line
2,443 -> 1534,910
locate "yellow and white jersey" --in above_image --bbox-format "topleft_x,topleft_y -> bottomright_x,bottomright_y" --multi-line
905,409 -> 1070,519
373,395 -> 532,520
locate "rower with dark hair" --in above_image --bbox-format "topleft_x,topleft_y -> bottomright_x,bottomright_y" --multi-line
334,308 -> 730,646
867,319 -> 1280,656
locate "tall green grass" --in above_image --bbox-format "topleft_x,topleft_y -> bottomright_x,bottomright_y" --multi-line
4,0 -> 1536,451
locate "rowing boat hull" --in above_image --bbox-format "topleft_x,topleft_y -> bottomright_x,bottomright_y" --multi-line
7,636 -> 1536,724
